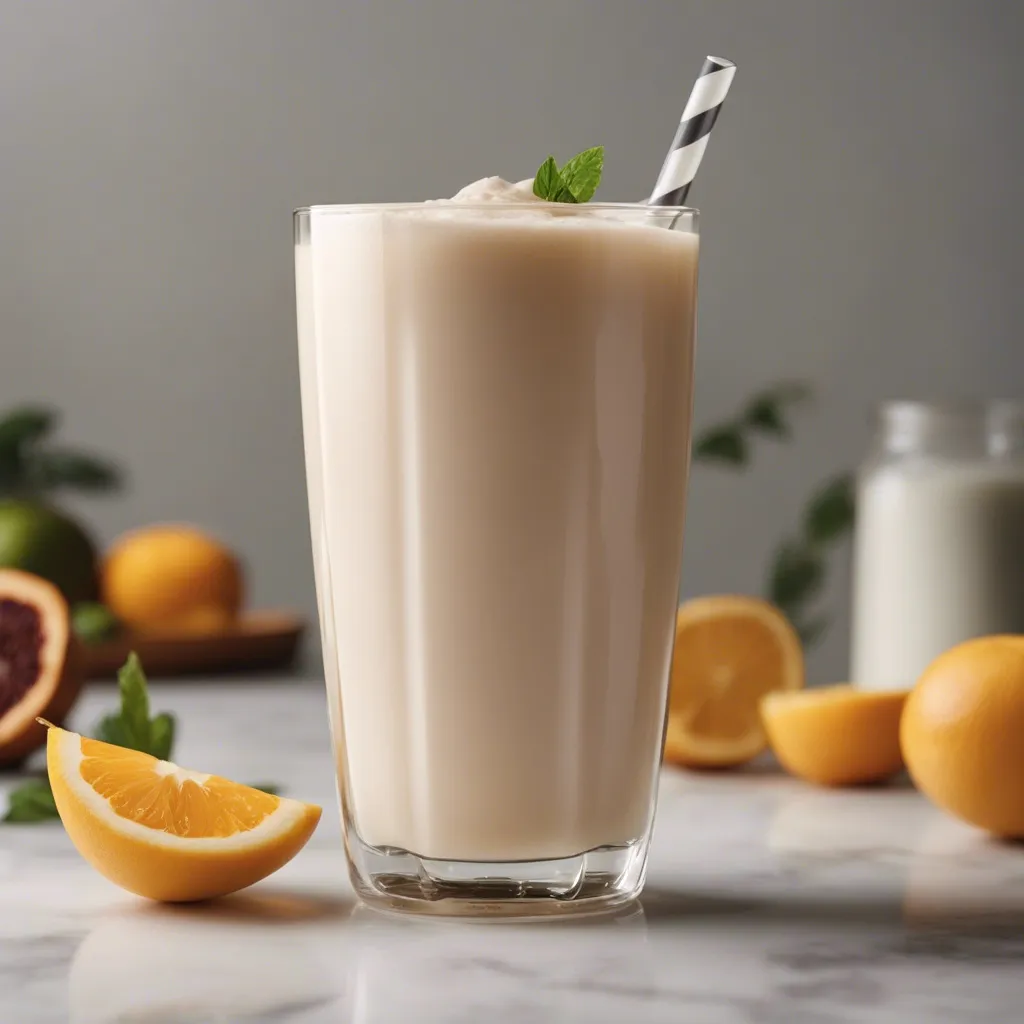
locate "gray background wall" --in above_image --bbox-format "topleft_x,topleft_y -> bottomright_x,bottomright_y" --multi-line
2,0 -> 1022,682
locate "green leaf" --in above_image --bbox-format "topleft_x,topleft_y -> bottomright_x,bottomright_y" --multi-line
0,408 -> 56,457
248,783 -> 282,796
26,450 -> 122,492
743,382 -> 813,438
559,146 -> 604,202
768,542 -> 824,612
94,655 -> 176,761
0,454 -> 21,494
693,426 -> 747,466
117,652 -> 152,752
72,602 -> 122,645
94,713 -> 131,748
804,475 -> 856,546
148,713 -> 176,762
533,157 -> 564,201
3,778 -> 59,823
744,396 -> 789,437
533,155 -> 579,203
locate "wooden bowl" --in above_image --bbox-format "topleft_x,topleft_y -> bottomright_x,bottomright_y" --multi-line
82,611 -> 306,679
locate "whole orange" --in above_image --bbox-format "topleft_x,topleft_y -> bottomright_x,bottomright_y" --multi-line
901,635 -> 1024,838
102,525 -> 243,635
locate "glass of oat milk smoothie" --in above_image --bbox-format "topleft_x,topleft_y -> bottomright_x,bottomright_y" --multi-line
851,401 -> 1024,691
294,181 -> 699,914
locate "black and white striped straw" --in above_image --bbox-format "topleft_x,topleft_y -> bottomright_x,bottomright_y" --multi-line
650,56 -> 736,207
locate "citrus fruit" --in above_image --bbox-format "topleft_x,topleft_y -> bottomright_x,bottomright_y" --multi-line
663,595 -> 804,768
901,635 -> 1024,838
0,569 -> 83,766
0,500 -> 99,604
762,686 -> 908,786
102,525 -> 243,635
47,727 -> 321,901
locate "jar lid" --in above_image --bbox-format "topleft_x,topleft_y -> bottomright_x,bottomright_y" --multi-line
876,401 -> 986,455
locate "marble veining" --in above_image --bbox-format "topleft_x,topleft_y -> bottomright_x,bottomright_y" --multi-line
0,679 -> 1022,1023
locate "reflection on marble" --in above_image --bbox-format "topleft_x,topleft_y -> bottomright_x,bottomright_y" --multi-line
1,681 -> 1023,1023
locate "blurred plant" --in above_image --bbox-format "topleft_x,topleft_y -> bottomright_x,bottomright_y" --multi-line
693,381 -> 813,465
766,474 -> 855,646
0,404 -> 124,612
692,382 -> 855,648
0,406 -> 122,499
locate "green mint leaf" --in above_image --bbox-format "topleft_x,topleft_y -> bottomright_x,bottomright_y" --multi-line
768,542 -> 824,612
248,783 -> 282,796
94,712 -> 131,748
72,602 -> 122,645
3,778 -> 59,823
96,655 -> 176,760
804,475 -> 856,546
0,407 -> 56,458
693,426 -> 747,466
148,713 -> 176,762
559,146 -> 604,203
533,157 -> 568,202
116,652 -> 152,753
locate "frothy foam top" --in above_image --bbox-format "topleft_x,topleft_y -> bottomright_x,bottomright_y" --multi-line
447,177 -> 542,203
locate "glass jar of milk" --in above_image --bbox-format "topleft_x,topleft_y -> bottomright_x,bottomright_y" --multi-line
850,401 -> 1024,690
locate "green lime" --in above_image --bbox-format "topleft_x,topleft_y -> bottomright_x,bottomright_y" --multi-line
0,500 -> 99,604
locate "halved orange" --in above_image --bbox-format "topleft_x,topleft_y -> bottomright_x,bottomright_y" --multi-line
664,595 -> 804,768
47,727 -> 321,902
762,686 -> 908,787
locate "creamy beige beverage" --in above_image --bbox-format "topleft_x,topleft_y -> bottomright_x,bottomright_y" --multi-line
296,182 -> 698,865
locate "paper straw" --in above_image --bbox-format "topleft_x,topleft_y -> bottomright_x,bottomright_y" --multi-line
650,56 -> 736,206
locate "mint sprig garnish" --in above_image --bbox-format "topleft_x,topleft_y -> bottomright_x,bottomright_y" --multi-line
95,652 -> 176,759
2,653 -> 282,823
534,157 -> 576,203
533,146 -> 604,203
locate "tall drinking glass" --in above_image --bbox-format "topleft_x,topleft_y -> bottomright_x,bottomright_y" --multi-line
294,202 -> 699,916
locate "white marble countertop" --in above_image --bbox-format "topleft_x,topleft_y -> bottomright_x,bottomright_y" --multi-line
1,678 -> 1022,1023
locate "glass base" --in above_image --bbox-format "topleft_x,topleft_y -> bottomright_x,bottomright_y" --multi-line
345,831 -> 650,919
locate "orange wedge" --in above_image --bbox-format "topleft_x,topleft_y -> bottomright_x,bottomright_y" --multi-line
47,728 -> 321,902
663,595 -> 804,768
762,686 -> 908,787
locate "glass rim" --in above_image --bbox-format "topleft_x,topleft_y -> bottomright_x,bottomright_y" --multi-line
294,201 -> 698,217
